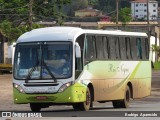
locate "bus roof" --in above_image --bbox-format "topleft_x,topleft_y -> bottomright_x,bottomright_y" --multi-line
17,27 -> 148,43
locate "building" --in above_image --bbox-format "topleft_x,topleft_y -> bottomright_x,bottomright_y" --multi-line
75,7 -> 102,17
100,16 -> 111,22
0,33 -> 9,64
131,0 -> 158,21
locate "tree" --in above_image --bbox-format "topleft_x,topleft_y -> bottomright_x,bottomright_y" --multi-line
96,0 -> 116,14
64,0 -> 88,17
88,0 -> 98,6
0,0 -> 72,26
119,7 -> 132,29
120,0 -> 131,8
152,44 -> 160,62
33,0 -> 72,25
0,0 -> 28,25
0,0 -> 72,43
0,20 -> 43,44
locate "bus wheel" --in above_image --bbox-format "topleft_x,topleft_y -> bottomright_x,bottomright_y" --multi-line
73,88 -> 91,111
121,86 -> 131,108
80,88 -> 91,111
30,103 -> 42,112
112,86 -> 131,108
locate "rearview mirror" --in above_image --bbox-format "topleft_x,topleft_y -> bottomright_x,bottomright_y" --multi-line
75,42 -> 81,58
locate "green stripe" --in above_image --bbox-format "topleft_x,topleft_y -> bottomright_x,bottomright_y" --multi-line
129,61 -> 141,79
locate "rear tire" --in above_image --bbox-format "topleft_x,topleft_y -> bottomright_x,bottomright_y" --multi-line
112,86 -> 131,108
121,86 -> 131,108
30,103 -> 42,112
72,88 -> 91,111
112,100 -> 122,108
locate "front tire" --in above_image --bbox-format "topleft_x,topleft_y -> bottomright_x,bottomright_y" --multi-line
30,103 -> 42,112
72,88 -> 91,111
112,86 -> 131,108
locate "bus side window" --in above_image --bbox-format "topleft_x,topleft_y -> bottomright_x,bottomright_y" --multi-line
145,38 -> 149,59
103,36 -> 110,59
115,37 -> 121,59
0,40 -> 2,63
75,34 -> 85,70
136,38 -> 142,59
130,37 -> 138,60
125,37 -> 132,60
108,36 -> 116,60
96,36 -> 104,59
85,35 -> 96,62
75,34 -> 85,79
119,37 -> 127,60
141,38 -> 148,60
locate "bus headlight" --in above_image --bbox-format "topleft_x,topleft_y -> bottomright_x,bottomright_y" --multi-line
13,83 -> 25,93
58,82 -> 74,93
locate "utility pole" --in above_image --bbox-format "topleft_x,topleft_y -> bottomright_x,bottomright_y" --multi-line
29,0 -> 34,30
116,0 -> 119,30
147,0 -> 150,41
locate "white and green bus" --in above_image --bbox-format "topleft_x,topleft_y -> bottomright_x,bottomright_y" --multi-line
13,27 -> 151,111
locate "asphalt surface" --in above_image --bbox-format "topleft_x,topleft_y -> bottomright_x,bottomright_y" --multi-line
0,70 -> 160,119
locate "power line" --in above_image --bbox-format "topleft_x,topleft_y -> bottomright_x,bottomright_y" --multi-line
0,5 -> 28,12
12,17 -> 28,23
0,14 -> 28,15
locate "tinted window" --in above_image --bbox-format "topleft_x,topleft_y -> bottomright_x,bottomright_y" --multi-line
125,37 -> 132,59
108,36 -> 116,59
96,36 -> 104,59
141,38 -> 149,59
115,37 -> 121,59
130,37 -> 138,60
103,36 -> 110,59
119,37 -> 127,60
136,38 -> 142,59
85,35 -> 96,60
145,38 -> 149,59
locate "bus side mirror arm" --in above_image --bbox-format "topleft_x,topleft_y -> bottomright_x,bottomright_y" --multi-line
75,42 -> 81,58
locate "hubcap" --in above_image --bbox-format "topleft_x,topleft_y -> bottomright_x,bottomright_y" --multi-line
86,90 -> 91,105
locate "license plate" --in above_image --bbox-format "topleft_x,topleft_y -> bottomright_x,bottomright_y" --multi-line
36,96 -> 48,100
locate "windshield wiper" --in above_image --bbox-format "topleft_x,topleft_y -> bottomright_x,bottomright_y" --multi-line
25,61 -> 39,83
43,61 -> 57,83
25,61 -> 57,83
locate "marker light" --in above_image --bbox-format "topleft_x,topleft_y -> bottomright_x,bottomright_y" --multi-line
58,82 -> 74,93
13,83 -> 25,93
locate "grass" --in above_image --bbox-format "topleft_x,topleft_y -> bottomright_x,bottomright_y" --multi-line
154,62 -> 160,70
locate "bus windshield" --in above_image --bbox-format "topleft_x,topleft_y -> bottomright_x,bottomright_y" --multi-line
14,42 -> 72,80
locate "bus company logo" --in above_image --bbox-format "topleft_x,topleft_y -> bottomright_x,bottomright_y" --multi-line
2,112 -> 11,117
108,64 -> 129,75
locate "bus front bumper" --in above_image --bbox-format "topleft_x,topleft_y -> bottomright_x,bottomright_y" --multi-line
13,83 -> 87,104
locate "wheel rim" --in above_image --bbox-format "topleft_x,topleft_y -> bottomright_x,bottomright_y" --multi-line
86,90 -> 91,105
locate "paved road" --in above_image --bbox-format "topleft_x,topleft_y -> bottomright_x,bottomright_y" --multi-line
0,70 -> 160,118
